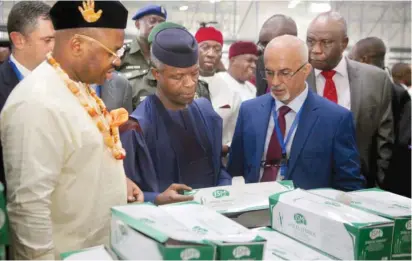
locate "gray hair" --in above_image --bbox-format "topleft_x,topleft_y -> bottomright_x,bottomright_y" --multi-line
7,1 -> 51,41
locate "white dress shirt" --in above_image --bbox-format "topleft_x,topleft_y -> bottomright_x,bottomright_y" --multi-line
315,57 -> 351,110
1,61 -> 127,259
9,54 -> 31,78
218,72 -> 256,101
205,74 -> 242,147
259,84 -> 309,181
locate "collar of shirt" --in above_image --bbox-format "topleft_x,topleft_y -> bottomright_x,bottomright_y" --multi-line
314,56 -> 348,78
273,82 -> 309,113
10,54 -> 31,78
400,83 -> 409,91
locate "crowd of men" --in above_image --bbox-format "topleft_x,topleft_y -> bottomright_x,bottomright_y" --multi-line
0,0 -> 410,259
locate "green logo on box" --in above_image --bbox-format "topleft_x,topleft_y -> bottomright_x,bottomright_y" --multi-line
325,201 -> 341,207
232,246 -> 251,258
406,220 -> 411,230
212,189 -> 230,198
192,226 -> 208,235
294,213 -> 307,225
369,228 -> 383,240
180,248 -> 201,260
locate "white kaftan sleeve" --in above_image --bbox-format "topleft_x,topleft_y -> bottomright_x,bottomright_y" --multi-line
1,101 -> 67,260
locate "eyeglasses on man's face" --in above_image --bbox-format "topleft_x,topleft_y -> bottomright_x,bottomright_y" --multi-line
74,34 -> 125,64
263,62 -> 307,82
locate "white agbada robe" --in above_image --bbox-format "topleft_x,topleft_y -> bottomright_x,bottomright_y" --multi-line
218,72 -> 256,101
200,74 -> 242,147
0,61 -> 127,259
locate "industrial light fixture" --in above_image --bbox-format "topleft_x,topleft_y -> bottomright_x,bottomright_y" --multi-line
179,5 -> 189,11
310,2 -> 331,13
288,0 -> 301,9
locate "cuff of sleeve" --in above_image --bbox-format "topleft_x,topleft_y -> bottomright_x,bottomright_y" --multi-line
143,192 -> 159,203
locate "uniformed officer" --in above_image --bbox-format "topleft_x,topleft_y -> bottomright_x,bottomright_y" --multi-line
118,4 -> 167,109
124,21 -> 211,105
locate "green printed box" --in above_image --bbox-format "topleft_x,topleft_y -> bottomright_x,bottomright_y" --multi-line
269,189 -> 394,260
0,183 -> 8,247
185,181 -> 294,228
61,245 -> 117,260
310,188 -> 412,260
111,202 -> 266,260
255,227 -> 336,260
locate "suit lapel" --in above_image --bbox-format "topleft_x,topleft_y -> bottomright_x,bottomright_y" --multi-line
286,90 -> 320,178
346,58 -> 362,125
254,95 -> 273,171
101,79 -> 114,102
307,69 -> 317,92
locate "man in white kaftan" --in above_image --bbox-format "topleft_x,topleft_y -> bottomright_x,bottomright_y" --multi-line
0,1 -> 141,259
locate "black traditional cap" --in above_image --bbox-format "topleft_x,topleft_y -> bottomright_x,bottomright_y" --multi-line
148,22 -> 185,44
50,0 -> 128,30
152,28 -> 198,68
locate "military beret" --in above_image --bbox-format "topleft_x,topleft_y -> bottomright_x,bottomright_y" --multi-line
229,41 -> 258,59
132,5 -> 167,21
50,0 -> 128,30
195,27 -> 223,45
152,28 -> 198,68
148,22 -> 185,44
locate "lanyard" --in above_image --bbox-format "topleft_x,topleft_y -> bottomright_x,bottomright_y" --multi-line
8,58 -> 24,81
272,100 -> 302,178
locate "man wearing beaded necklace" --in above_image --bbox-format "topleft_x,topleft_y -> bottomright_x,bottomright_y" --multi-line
0,1 -> 145,259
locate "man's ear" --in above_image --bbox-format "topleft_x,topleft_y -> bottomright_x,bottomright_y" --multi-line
69,36 -> 83,57
9,32 -> 25,50
135,20 -> 140,30
151,67 -> 160,81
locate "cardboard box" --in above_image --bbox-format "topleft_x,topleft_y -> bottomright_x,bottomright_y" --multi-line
111,202 -> 266,260
269,189 -> 394,260
0,183 -> 8,247
310,188 -> 411,260
60,245 -> 117,260
254,227 -> 335,260
185,181 -> 294,228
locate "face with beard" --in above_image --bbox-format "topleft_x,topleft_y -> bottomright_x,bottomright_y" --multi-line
264,35 -> 312,104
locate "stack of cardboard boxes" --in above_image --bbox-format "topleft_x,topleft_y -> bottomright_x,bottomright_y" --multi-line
61,182 -> 411,260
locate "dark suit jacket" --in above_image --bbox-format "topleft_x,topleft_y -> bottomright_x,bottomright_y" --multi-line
102,73 -> 133,114
384,83 -> 411,197
307,58 -> 394,188
255,55 -> 267,97
227,90 -> 365,191
0,59 -> 19,193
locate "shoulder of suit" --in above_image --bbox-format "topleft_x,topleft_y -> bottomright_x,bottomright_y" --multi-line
348,59 -> 389,79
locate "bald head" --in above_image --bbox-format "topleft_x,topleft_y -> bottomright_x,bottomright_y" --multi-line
349,37 -> 386,69
264,35 -> 312,104
259,14 -> 298,49
307,11 -> 349,71
392,63 -> 411,86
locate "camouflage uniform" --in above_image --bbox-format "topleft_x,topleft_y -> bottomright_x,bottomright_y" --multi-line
118,39 -> 152,110
119,39 -> 211,108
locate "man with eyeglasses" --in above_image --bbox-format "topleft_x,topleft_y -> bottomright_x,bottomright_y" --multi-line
306,11 -> 394,190
118,4 -> 166,109
120,27 -> 232,205
0,1 -> 147,259
228,35 -> 364,191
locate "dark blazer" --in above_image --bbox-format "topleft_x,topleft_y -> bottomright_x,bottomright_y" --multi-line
255,55 -> 268,96
307,58 -> 394,188
384,83 -> 411,197
227,90 -> 365,191
0,58 -> 19,192
102,73 -> 133,114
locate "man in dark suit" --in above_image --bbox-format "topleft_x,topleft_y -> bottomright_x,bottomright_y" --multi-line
0,1 -> 55,191
228,35 -> 364,191
95,72 -> 133,113
349,37 -> 411,197
306,12 -> 394,189
255,14 -> 298,96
